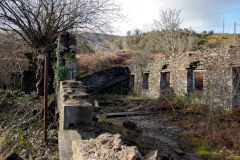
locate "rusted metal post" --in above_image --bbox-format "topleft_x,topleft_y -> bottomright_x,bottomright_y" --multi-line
44,55 -> 48,143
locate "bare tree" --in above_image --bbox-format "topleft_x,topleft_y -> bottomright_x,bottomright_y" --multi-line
154,8 -> 182,57
126,30 -> 131,36
134,29 -> 141,35
0,0 -> 120,95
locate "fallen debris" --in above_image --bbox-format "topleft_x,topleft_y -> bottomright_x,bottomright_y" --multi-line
72,133 -> 142,160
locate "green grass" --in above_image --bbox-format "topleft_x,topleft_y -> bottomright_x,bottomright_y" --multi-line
125,95 -> 144,101
190,138 -> 219,160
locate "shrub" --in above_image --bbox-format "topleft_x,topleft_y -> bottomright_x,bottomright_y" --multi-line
54,65 -> 69,88
176,93 -> 192,107
54,51 -> 74,89
208,30 -> 214,35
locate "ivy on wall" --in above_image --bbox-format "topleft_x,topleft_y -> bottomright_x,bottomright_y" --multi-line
54,40 -> 74,89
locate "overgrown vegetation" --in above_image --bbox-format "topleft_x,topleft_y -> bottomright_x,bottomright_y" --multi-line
198,33 -> 240,49
92,92 -> 240,160
0,90 -> 58,159
54,51 -> 75,89
170,94 -> 240,160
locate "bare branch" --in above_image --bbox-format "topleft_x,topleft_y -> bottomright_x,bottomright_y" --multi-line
154,8 -> 182,57
0,0 -> 121,50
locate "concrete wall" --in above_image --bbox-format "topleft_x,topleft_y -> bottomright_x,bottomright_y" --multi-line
129,46 -> 240,109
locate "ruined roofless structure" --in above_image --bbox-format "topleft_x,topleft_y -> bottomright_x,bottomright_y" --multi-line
129,46 -> 240,110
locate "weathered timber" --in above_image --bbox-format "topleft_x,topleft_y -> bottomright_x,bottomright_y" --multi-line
105,111 -> 154,118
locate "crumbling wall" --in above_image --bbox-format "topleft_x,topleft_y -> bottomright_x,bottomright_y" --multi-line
57,81 -> 143,160
129,54 -> 189,98
58,32 -> 77,81
200,48 -> 232,109
78,66 -> 130,92
72,133 -> 142,160
57,80 -> 93,129
129,46 -> 240,109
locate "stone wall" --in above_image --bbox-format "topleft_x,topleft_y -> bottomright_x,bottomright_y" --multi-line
57,80 -> 93,160
57,80 -> 93,129
78,66 -> 130,92
129,46 -> 240,109
129,54 -> 190,98
57,81 -> 142,160
58,32 -> 77,81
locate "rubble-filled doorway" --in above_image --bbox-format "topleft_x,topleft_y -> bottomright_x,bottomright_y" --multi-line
232,67 -> 240,106
160,72 -> 170,90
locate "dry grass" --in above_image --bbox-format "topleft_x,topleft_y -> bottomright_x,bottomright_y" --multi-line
173,105 -> 240,159
142,96 -> 240,159
198,33 -> 240,49
205,107 -> 240,150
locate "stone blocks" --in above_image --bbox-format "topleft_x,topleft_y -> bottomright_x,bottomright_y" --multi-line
58,81 -> 93,129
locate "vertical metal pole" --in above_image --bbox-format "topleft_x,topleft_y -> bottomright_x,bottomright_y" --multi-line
223,18 -> 224,34
44,55 -> 48,143
234,22 -> 236,46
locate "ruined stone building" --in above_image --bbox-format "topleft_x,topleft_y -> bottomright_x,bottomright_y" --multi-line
129,46 -> 240,110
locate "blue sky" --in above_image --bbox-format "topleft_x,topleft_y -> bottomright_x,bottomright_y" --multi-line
115,0 -> 240,35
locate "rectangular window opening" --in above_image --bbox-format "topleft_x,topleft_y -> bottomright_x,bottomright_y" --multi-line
232,67 -> 240,106
160,72 -> 170,90
187,69 -> 203,92
194,71 -> 203,91
142,73 -> 149,89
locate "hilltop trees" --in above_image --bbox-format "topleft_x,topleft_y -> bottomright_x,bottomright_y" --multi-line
0,0 -> 120,95
154,8 -> 182,57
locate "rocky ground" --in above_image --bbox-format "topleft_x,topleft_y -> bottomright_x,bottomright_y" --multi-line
81,93 -> 208,160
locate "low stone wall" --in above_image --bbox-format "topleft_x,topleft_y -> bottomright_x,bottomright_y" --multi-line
57,81 -> 142,160
57,80 -> 93,129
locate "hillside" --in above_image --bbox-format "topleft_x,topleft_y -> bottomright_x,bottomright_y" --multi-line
82,31 -> 240,55
76,32 -> 121,53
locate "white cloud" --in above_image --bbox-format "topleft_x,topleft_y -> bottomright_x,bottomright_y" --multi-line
114,0 -> 240,35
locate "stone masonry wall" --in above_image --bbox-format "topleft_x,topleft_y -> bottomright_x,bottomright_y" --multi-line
57,80 -> 93,129
58,32 -> 77,81
57,81 -> 142,160
129,46 -> 240,109
129,54 -> 190,98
